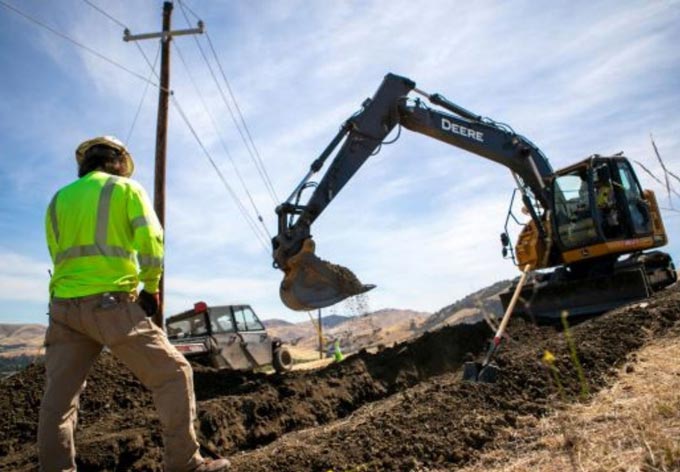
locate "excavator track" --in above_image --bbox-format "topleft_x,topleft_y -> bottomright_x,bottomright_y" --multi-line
500,251 -> 677,322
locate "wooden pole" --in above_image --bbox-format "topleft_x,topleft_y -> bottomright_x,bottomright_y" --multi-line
123,2 -> 202,330
318,309 -> 323,359
152,1 -> 172,329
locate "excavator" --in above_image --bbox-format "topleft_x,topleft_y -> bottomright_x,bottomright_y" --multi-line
272,73 -> 677,322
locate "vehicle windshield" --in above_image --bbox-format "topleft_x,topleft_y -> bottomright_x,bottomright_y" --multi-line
166,313 -> 208,338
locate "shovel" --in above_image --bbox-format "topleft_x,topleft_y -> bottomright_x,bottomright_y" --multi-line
463,264 -> 531,383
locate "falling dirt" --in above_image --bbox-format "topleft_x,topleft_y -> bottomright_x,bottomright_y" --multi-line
1,285 -> 679,471
344,292 -> 371,317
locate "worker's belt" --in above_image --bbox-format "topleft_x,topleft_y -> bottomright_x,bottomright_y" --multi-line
51,291 -> 135,304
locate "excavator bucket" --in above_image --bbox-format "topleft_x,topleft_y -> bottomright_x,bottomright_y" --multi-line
279,239 -> 375,311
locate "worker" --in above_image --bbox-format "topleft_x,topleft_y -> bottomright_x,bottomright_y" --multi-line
333,338 -> 344,362
595,179 -> 619,237
596,182 -> 614,209
39,136 -> 230,472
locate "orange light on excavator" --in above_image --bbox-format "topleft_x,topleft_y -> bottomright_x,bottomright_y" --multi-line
194,301 -> 208,313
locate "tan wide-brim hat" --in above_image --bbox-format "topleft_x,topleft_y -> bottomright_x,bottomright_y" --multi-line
75,135 -> 135,177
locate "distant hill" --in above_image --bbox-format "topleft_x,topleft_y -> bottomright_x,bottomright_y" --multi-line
419,280 -> 511,333
262,319 -> 294,328
0,324 -> 46,357
267,308 -> 430,360
0,324 -> 46,375
321,315 -> 350,329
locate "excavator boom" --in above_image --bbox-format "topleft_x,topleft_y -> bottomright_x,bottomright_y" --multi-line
273,73 -> 554,310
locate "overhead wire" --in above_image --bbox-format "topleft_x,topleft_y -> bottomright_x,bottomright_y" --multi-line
176,0 -> 280,205
81,0 -> 164,146
0,0 -> 164,91
125,43 -> 161,145
175,0 -> 277,205
173,40 -> 272,241
204,32 -> 280,203
80,0 -> 272,255
170,95 -> 272,253
82,0 -> 126,28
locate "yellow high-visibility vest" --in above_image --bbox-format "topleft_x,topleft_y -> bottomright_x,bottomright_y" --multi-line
596,186 -> 611,208
45,171 -> 164,298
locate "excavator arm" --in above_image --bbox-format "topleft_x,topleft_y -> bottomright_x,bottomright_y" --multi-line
274,73 -> 554,310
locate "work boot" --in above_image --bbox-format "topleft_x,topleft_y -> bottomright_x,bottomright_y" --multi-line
194,457 -> 231,472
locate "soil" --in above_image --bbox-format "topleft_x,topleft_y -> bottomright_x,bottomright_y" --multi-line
280,249 -> 368,311
1,284 -> 679,471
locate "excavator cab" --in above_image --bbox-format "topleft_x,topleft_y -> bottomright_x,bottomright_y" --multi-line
504,155 -> 674,321
552,156 -> 658,258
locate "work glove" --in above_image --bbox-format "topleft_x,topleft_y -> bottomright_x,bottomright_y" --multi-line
138,290 -> 160,318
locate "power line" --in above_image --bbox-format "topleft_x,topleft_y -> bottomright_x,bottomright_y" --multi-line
11,0 -> 272,255
205,32 -> 280,203
0,0 -> 163,91
81,0 -> 162,83
173,40 -> 272,241
80,0 -> 272,255
81,0 -> 160,146
125,43 -> 161,145
177,0 -> 280,205
82,0 -> 126,29
171,95 -> 271,254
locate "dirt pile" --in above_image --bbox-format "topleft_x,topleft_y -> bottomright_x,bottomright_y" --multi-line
229,287 -> 680,472
1,285 -> 679,471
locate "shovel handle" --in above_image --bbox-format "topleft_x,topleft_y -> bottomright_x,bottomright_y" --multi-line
478,264 -> 532,374
481,264 -> 532,367
494,264 -> 532,341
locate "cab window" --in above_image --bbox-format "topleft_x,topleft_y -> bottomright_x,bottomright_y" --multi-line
616,161 -> 651,235
166,321 -> 187,338
208,307 -> 235,333
190,315 -> 208,336
553,169 -> 598,249
233,306 -> 265,331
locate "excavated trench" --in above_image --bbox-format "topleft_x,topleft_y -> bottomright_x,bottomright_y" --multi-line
1,284 -> 679,471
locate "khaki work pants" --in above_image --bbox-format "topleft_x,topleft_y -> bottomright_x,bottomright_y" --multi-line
38,293 -> 203,472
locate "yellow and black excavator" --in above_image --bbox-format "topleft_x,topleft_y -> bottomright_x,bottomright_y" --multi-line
272,73 -> 676,322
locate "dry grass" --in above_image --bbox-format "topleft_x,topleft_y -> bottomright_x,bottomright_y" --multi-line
459,336 -> 680,472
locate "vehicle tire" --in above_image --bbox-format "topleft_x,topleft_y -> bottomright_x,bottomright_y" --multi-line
273,346 -> 293,373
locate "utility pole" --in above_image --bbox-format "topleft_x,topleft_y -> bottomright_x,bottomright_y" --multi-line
124,2 -> 203,329
318,309 -> 323,360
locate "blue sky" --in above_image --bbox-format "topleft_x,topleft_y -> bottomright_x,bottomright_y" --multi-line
1,0 -> 679,325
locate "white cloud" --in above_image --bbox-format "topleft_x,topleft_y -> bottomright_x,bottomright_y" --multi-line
0,251 -> 51,302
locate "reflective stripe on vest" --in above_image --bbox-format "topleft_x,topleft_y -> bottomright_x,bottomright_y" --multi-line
131,215 -> 152,230
54,176 -> 134,264
130,216 -> 162,267
48,193 -> 60,243
138,254 -> 163,267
